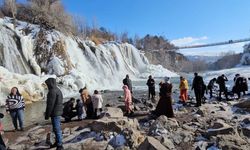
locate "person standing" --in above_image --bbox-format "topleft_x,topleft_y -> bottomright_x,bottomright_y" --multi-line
179,76 -> 189,104
6,87 -> 25,131
154,77 -> 174,118
192,73 -> 205,107
207,78 -> 217,99
45,78 -> 63,150
146,75 -> 156,101
123,75 -> 133,93
123,85 -> 133,115
92,90 -> 104,119
216,74 -> 229,101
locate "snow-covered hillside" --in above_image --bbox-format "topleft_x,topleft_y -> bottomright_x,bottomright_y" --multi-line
0,17 -> 178,104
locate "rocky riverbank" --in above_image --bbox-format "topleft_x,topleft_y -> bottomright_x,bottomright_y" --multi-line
2,95 -> 250,150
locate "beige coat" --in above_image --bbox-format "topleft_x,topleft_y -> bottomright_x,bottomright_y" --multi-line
92,94 -> 103,109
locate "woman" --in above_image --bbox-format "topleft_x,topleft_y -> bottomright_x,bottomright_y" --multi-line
92,90 -> 104,119
79,87 -> 93,119
123,85 -> 133,115
179,76 -> 189,103
6,87 -> 25,131
154,77 -> 174,118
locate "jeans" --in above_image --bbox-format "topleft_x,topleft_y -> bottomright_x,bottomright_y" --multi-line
10,109 -> 24,130
51,116 -> 63,146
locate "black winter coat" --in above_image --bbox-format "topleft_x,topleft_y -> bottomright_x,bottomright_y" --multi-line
45,78 -> 63,119
192,76 -> 204,90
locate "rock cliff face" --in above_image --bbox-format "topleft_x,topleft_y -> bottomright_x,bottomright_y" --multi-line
143,50 -> 189,72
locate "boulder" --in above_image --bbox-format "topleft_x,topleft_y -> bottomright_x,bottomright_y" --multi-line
90,117 -> 140,133
100,107 -> 123,118
234,100 -> 250,112
216,135 -> 249,150
138,136 -> 168,150
149,115 -> 179,135
207,120 -> 235,136
63,138 -> 109,150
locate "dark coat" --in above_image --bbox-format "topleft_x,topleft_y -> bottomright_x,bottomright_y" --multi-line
192,76 -> 204,90
123,78 -> 132,92
62,101 -> 75,118
147,78 -> 155,87
217,76 -> 228,90
45,78 -> 63,119
207,79 -> 215,89
155,82 -> 174,118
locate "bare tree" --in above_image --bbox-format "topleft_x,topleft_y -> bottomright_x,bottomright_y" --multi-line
2,0 -> 16,27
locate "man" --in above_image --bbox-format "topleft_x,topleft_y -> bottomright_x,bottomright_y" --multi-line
146,75 -> 155,101
45,78 -> 64,150
192,73 -> 205,107
123,74 -> 132,93
216,74 -> 229,101
207,78 -> 217,99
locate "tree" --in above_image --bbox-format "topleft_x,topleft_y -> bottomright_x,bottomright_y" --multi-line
2,0 -> 17,27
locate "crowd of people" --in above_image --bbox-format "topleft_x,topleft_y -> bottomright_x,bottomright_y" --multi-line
0,73 -> 248,150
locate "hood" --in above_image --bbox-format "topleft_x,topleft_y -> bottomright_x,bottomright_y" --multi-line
123,85 -> 128,90
45,78 -> 57,89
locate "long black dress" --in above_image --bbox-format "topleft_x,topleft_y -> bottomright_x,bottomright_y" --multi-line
154,82 -> 174,118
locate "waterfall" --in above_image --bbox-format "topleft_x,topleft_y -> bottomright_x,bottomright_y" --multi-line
0,17 -> 178,104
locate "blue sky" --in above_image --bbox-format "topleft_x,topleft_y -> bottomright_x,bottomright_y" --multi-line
19,0 -> 250,56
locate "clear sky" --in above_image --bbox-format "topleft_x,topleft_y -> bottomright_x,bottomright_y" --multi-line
22,0 -> 250,56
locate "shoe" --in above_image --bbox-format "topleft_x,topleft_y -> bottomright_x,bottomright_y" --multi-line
50,143 -> 57,148
56,145 -> 64,150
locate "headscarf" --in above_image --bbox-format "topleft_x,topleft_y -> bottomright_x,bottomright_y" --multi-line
164,77 -> 170,84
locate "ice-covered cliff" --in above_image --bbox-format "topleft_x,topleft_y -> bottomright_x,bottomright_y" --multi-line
0,17 -> 178,104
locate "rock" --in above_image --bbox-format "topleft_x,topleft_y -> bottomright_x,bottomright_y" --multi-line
122,128 -> 145,148
207,120 -> 235,136
234,100 -> 250,112
172,129 -> 194,145
149,115 -> 179,134
134,105 -> 141,111
216,135 -> 249,150
100,107 -> 123,118
90,117 -> 140,133
63,138 -> 109,150
242,126 -> 250,138
161,135 -> 175,149
138,136 -> 168,150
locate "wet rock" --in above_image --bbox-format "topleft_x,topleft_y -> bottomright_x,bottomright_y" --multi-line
138,136 -> 168,150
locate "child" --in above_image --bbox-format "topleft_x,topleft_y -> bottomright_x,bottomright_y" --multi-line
92,90 -> 103,119
123,85 -> 133,115
76,99 -> 84,120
